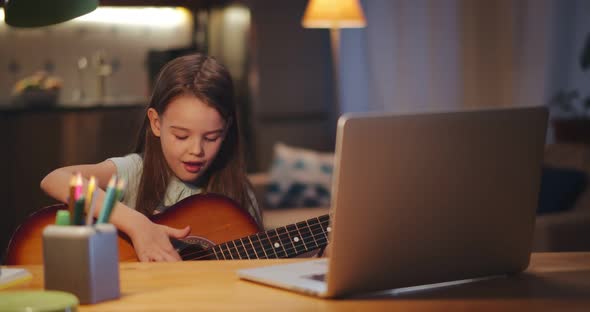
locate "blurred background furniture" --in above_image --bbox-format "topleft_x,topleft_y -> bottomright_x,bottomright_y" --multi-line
0,105 -> 144,263
251,172 -> 330,230
533,143 -> 590,251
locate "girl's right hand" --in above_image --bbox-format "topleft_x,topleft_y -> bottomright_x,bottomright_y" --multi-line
128,216 -> 191,262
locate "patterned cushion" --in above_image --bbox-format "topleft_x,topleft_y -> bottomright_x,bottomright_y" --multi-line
266,142 -> 334,209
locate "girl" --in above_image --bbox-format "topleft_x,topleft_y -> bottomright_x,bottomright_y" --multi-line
41,54 -> 261,262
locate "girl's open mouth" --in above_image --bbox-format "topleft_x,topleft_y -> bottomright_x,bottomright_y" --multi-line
183,161 -> 204,173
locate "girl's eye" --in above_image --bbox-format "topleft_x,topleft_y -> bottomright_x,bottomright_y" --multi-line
204,136 -> 220,142
175,136 -> 188,140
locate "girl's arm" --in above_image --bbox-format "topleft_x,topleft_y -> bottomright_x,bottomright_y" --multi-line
40,161 -> 190,262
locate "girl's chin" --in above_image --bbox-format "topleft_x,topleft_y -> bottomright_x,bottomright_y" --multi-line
173,164 -> 209,184
176,171 -> 201,183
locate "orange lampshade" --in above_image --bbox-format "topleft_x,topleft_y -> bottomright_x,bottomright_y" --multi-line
302,0 -> 366,29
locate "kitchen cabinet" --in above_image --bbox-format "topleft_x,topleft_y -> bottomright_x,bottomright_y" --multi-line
0,104 -> 144,262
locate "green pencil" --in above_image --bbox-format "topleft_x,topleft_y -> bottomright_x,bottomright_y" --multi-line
73,196 -> 85,225
115,178 -> 127,202
97,175 -> 117,224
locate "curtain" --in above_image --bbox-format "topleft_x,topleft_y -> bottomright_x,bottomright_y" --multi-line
338,0 -> 589,125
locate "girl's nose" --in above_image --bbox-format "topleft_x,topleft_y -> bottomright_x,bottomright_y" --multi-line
189,139 -> 205,157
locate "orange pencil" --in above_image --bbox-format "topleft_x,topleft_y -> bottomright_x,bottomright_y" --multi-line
68,174 -> 77,224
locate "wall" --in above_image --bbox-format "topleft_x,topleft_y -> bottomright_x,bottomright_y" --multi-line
0,7 -> 193,106
248,0 -> 336,171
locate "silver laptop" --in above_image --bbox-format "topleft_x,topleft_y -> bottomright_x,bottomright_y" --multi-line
238,106 -> 548,298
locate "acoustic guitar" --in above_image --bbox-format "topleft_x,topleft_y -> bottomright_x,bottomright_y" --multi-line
5,193 -> 330,265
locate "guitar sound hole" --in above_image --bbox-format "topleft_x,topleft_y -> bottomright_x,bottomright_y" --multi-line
173,236 -> 216,261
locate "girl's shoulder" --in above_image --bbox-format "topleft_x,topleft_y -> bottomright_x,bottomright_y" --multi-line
108,153 -> 142,166
107,153 -> 143,178
107,153 -> 143,208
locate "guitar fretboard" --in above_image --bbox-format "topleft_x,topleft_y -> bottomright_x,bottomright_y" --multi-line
182,214 -> 330,260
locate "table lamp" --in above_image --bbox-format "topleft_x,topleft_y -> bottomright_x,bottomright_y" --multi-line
4,0 -> 98,27
302,0 -> 366,116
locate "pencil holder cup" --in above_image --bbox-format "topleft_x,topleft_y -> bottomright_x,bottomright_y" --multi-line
42,224 -> 120,304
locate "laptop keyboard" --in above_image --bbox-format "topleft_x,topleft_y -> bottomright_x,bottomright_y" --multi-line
304,273 -> 326,282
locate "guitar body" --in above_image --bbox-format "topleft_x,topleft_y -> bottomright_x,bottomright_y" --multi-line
5,194 -> 260,265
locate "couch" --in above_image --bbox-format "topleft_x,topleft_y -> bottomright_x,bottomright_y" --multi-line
251,143 -> 590,252
533,143 -> 590,251
250,172 -> 330,231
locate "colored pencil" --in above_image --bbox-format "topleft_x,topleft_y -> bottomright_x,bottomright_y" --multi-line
84,176 -> 96,219
68,174 -> 77,224
115,178 -> 126,202
85,176 -> 97,226
74,172 -> 83,200
97,175 -> 117,224
55,210 -> 70,226
73,196 -> 85,225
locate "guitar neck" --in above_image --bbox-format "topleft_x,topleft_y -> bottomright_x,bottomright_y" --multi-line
183,214 -> 331,260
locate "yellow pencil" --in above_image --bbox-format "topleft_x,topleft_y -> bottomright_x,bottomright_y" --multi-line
85,176 -> 96,225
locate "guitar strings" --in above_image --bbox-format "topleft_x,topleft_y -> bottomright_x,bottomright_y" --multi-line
185,236 -> 330,261
182,234 -> 325,261
184,217 -> 330,260
214,218 -> 331,260
180,219 -> 330,261
236,236 -> 328,260
182,220 -> 330,261
205,228 -> 330,261
239,219 -> 331,259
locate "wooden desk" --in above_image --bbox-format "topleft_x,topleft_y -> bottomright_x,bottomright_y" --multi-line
3,252 -> 590,311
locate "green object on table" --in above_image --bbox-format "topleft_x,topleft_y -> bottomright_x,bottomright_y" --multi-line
0,290 -> 79,312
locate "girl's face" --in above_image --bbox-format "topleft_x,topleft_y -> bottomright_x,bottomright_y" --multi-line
148,95 -> 227,184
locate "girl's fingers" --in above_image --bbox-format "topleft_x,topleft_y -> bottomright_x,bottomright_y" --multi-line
163,251 -> 180,262
138,253 -> 150,262
164,225 -> 191,239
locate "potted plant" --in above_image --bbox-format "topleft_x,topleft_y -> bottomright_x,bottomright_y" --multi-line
549,33 -> 590,144
12,71 -> 62,108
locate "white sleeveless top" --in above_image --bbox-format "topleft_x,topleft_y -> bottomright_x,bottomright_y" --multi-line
108,153 -> 262,226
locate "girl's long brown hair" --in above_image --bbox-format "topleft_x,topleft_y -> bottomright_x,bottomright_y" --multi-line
134,54 -> 255,219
